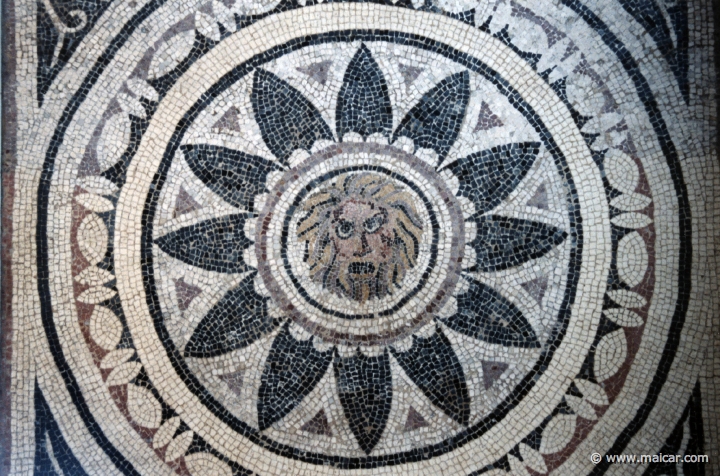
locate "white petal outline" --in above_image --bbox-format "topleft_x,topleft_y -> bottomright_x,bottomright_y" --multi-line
96,113 -> 131,169
75,266 -> 114,287
610,193 -> 652,212
288,149 -> 311,168
126,78 -> 159,102
393,136 -> 414,154
76,176 -> 118,195
118,93 -> 146,119
100,349 -> 135,370
565,394 -> 597,421
415,147 -> 438,166
439,169 -> 460,195
603,308 -> 644,328
289,321 -> 313,341
312,338 -> 334,353
106,362 -> 143,387
147,29 -> 195,80
366,133 -> 389,145
153,417 -> 181,449
253,272 -> 270,297
310,139 -> 336,154
594,329 -> 628,381
244,217 -> 257,240
342,132 -> 364,143
164,430 -> 194,462
127,384 -> 163,429
89,305 -> 123,350
243,246 -> 258,269
462,246 -> 477,270
196,12 -> 221,42
574,379 -> 609,406
75,193 -> 115,213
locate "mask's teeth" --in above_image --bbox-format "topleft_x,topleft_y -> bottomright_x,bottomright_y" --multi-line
393,136 -> 415,154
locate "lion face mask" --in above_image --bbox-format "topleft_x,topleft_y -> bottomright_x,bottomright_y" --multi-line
296,173 -> 424,303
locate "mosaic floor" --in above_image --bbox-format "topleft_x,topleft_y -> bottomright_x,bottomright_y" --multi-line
2,0 -> 719,474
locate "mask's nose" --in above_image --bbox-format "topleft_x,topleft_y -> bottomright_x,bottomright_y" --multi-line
352,233 -> 372,257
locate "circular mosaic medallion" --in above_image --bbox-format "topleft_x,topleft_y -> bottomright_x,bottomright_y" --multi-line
24,1 -> 710,474
117,13 -> 606,467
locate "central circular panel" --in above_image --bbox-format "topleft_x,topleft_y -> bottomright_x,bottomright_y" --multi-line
256,142 -> 464,344
115,11 -> 610,470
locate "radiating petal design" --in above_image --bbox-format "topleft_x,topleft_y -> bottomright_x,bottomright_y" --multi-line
391,327 -> 470,425
184,273 -> 279,357
470,216 -> 567,272
392,71 -> 470,166
257,323 -> 333,430
155,213 -> 254,274
336,44 -> 392,140
442,277 -> 540,348
252,69 -> 334,164
334,349 -> 392,454
181,144 -> 281,211
446,142 -> 541,216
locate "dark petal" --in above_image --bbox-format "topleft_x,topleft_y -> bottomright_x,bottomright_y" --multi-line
252,69 -> 334,164
442,277 -> 540,348
184,272 -> 280,358
257,323 -> 333,430
391,327 -> 470,425
392,71 -> 470,166
470,215 -> 567,273
447,142 -> 541,216
336,44 -> 392,140
181,144 -> 280,211
334,349 -> 392,454
155,213 -> 254,274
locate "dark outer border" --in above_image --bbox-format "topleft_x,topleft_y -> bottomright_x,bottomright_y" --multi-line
555,1 -> 693,475
141,30 -> 581,468
0,0 -> 17,470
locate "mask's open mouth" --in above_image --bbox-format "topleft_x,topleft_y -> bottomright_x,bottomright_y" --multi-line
348,262 -> 376,275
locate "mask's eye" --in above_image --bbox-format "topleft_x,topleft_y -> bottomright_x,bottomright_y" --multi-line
363,214 -> 385,234
336,220 -> 354,239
